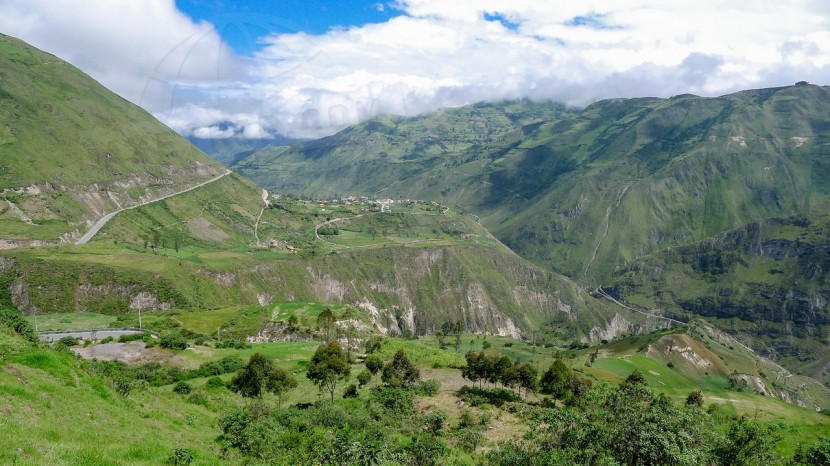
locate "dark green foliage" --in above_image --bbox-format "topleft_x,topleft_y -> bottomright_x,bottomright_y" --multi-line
364,354 -> 383,374
687,390 -> 705,408
357,369 -> 372,388
158,331 -> 188,351
215,339 -> 252,349
306,341 -> 351,401
381,349 -> 420,388
403,434 -> 448,466
173,381 -> 192,395
793,437 -> 830,465
165,448 -> 194,465
218,398 -> 436,464
424,409 -> 447,434
457,386 -> 522,407
370,386 -> 415,417
343,384 -> 358,399
205,376 -> 226,390
489,381 -> 715,466
231,353 -> 297,403
539,358 -> 573,398
0,308 -> 37,342
415,379 -> 441,396
714,416 -> 780,466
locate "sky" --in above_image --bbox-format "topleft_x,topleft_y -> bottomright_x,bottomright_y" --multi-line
2,0 -> 830,140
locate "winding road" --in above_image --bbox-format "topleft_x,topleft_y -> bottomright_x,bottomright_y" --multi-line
75,169 -> 232,244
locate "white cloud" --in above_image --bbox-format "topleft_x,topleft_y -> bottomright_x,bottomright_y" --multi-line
3,0 -> 830,139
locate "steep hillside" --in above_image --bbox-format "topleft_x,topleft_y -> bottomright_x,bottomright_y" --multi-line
0,34 -> 224,244
234,100 -> 574,197
574,320 -> 830,411
607,208 -> 830,383
236,85 -> 830,284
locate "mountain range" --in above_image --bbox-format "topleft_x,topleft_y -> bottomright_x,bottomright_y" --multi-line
3,31 -> 830,411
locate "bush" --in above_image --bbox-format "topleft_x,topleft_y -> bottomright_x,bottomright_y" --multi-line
357,369 -> 372,388
364,354 -> 383,374
187,390 -> 210,407
371,386 -> 414,416
216,339 -> 252,349
166,447 -> 194,465
416,379 -> 441,396
100,336 -> 114,344
457,386 -> 521,407
0,308 -> 37,342
454,428 -> 485,452
173,381 -> 192,395
343,384 -> 359,399
159,331 -> 188,351
424,409 -> 447,434
205,377 -> 226,389
57,336 -> 79,347
117,333 -> 146,343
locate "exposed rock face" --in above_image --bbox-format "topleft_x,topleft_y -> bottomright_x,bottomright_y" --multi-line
247,322 -> 313,343
307,267 -> 349,303
129,292 -> 172,312
585,314 -> 634,342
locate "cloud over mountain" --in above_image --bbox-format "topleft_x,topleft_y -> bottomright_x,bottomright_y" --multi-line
3,0 -> 830,139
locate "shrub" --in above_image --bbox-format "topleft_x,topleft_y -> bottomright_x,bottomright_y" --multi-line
686,390 -> 704,408
424,409 -> 447,434
166,447 -> 194,465
100,336 -> 114,344
0,308 -> 37,342
205,377 -> 226,389
357,369 -> 372,388
454,429 -> 485,452
371,386 -> 414,416
216,339 -> 251,349
364,354 -> 383,374
343,384 -> 359,399
416,379 -> 441,396
187,390 -> 209,407
173,381 -> 192,395
159,331 -> 188,351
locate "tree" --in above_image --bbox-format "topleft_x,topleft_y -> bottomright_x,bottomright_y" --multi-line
365,354 -> 384,374
513,362 -> 538,398
357,369 -> 372,387
381,349 -> 420,387
316,309 -> 336,342
686,390 -> 704,408
307,341 -> 351,401
540,358 -> 573,398
231,353 -> 297,404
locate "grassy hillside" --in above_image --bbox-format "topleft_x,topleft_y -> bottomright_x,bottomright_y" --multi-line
236,85 -> 830,284
0,34 -> 224,243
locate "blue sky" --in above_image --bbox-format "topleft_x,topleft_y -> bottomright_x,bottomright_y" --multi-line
176,0 -> 402,54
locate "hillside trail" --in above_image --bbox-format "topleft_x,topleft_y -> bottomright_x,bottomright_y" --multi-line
594,286 -> 685,326
75,169 -> 231,244
583,184 -> 629,276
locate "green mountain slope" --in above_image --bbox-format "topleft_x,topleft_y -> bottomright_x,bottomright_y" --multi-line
236,85 -> 830,284
0,192 -> 650,344
234,100 -> 574,197
607,208 -> 830,383
0,34 -> 224,244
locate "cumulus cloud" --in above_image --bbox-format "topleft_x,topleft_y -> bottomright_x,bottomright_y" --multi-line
3,0 -> 830,139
